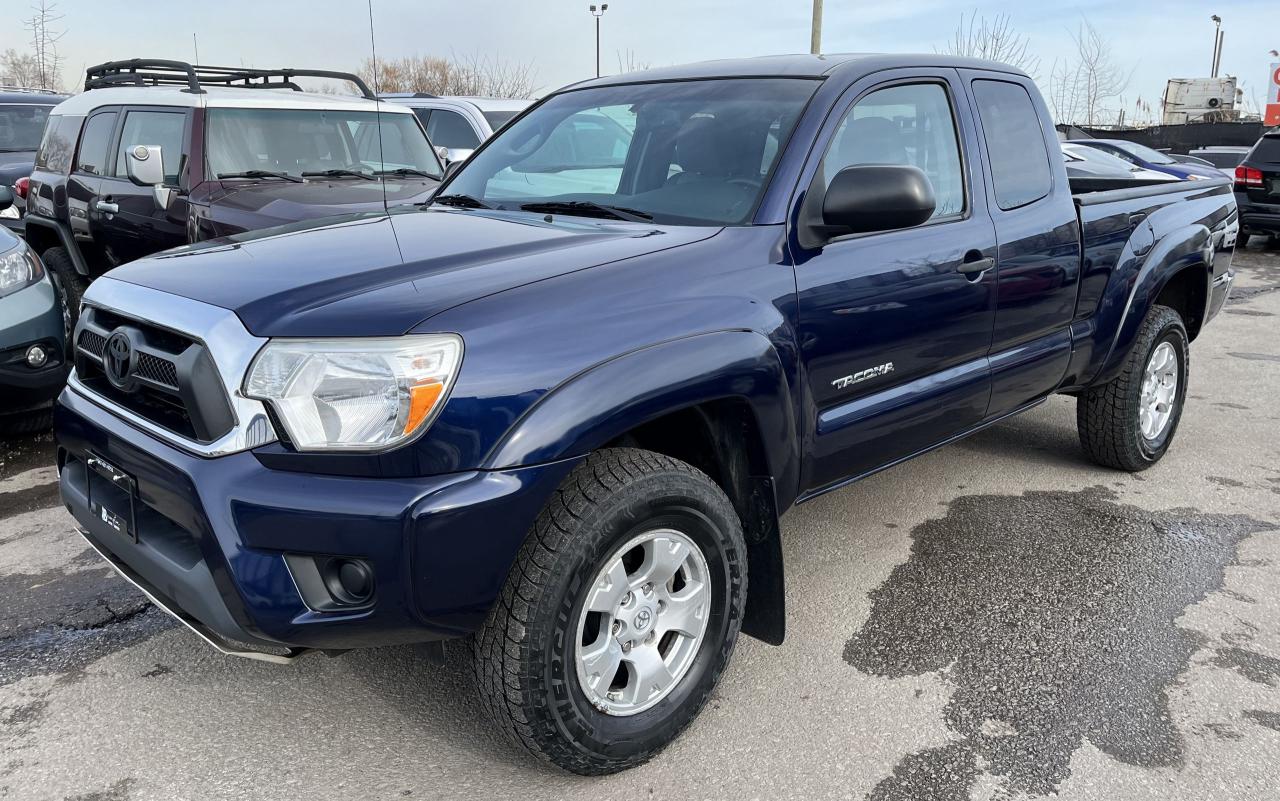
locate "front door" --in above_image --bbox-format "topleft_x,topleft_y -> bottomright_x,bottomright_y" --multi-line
92,106 -> 190,266
792,70 -> 998,493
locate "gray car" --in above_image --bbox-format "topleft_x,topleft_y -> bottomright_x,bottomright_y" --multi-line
380,94 -> 532,164
0,186 -> 66,433
0,88 -> 67,234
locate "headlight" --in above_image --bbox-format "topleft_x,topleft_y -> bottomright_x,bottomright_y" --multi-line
244,335 -> 463,452
0,239 -> 42,299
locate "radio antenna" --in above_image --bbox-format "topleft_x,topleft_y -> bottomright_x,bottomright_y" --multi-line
367,0 -> 388,213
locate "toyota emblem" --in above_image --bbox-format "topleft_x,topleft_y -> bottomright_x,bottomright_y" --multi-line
104,330 -> 137,390
635,608 -> 652,631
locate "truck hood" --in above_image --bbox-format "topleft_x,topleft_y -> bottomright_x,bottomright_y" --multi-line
202,177 -> 439,235
104,207 -> 719,337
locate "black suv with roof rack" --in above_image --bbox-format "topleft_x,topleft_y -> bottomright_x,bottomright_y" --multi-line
23,59 -> 442,327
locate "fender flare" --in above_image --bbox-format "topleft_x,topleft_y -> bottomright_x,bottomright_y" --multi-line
484,330 -> 799,488
24,216 -> 91,276
1095,221 -> 1211,384
483,330 -> 800,646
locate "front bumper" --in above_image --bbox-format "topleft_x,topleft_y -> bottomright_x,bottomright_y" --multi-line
0,274 -> 66,413
56,387 -> 580,655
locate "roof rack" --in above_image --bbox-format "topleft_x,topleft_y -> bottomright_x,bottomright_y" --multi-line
83,59 -> 377,100
378,92 -> 439,99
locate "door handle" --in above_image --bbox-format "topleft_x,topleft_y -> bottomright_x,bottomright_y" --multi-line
95,201 -> 119,214
957,256 -> 994,276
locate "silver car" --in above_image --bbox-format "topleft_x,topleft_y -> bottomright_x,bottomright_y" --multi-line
380,94 -> 532,164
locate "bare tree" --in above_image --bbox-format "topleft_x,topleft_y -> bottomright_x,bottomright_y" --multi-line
1047,20 -> 1133,126
616,50 -> 651,74
0,49 -> 43,87
24,0 -> 65,91
939,10 -> 1039,78
358,53 -> 538,98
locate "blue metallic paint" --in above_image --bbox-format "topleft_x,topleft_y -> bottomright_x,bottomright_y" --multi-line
55,55 -> 1237,651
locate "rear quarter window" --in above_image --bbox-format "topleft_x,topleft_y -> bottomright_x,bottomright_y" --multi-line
34,114 -> 82,175
971,80 -> 1053,210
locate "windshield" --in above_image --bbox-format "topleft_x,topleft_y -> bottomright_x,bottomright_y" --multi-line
1111,140 -> 1176,165
1251,136 -> 1280,164
206,107 -> 443,179
442,78 -> 819,225
1195,150 -> 1247,168
1064,145 -> 1139,172
0,104 -> 54,152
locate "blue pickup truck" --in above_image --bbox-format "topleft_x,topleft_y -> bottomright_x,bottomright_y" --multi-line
55,54 -> 1236,774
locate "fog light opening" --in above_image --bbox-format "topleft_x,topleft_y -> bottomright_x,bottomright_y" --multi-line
25,344 -> 48,368
323,558 -> 375,607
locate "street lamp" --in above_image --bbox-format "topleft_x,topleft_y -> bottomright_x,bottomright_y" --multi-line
1210,15 -> 1223,77
590,4 -> 608,79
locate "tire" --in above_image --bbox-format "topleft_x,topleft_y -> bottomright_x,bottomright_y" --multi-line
474,448 -> 747,775
41,246 -> 88,343
1076,304 -> 1188,471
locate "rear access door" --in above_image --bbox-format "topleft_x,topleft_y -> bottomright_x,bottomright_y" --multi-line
959,71 -> 1081,418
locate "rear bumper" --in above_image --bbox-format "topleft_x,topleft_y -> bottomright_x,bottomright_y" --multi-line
1236,197 -> 1280,234
56,386 -> 580,655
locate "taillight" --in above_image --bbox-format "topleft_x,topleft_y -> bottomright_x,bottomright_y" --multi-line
14,176 -> 29,199
1235,166 -> 1263,188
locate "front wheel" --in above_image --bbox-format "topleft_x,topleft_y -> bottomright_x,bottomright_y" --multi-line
1076,304 -> 1189,471
473,448 -> 747,774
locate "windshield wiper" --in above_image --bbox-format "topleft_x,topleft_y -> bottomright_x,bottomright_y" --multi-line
431,193 -> 492,209
374,168 -> 439,179
518,200 -> 653,222
302,169 -> 376,181
217,170 -> 303,183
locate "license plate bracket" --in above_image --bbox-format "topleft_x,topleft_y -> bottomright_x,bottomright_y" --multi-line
85,453 -> 137,542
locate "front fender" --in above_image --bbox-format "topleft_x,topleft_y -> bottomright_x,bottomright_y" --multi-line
483,330 -> 800,499
1095,221 -> 1210,385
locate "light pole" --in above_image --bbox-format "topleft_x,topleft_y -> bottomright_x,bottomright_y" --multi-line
810,0 -> 823,55
1210,15 -> 1222,77
590,4 -> 609,78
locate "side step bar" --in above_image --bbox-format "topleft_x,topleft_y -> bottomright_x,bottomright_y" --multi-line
78,528 -> 312,665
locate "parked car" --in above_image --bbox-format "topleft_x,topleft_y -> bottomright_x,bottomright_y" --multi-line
1069,138 -> 1225,180
380,93 -> 532,163
0,87 -> 66,234
1188,146 -> 1251,177
24,60 -> 443,328
57,54 -> 1236,775
0,186 -> 66,434
1061,142 -> 1180,190
1235,131 -> 1280,244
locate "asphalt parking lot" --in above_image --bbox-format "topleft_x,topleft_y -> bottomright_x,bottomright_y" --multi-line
2,243 -> 1279,801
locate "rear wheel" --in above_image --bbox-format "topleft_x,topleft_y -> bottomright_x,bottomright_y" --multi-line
1076,305 -> 1188,471
473,448 -> 747,774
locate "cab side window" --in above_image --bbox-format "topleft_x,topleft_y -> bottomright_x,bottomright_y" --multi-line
970,80 -> 1052,210
426,110 -> 481,150
114,110 -> 186,183
74,111 -> 117,176
820,83 -> 966,219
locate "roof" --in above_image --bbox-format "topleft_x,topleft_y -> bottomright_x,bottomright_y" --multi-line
381,95 -> 531,112
569,52 -> 1027,90
0,90 -> 66,104
51,85 -> 415,116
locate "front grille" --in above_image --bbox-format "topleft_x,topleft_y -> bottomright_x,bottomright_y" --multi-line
74,307 -> 235,443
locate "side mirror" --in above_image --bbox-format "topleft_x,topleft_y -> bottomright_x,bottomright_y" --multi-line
822,164 -> 936,236
434,145 -> 451,165
0,186 -> 12,212
443,160 -> 464,181
125,144 -> 175,210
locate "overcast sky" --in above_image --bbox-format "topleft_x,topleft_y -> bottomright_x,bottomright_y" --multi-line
8,0 -> 1278,119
